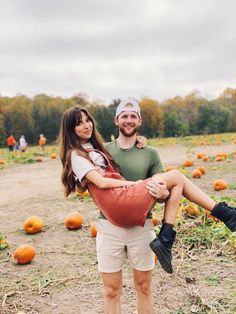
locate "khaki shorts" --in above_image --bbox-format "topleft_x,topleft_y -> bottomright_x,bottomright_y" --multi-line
96,219 -> 156,273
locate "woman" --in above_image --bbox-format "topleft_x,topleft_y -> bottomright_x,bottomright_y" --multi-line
60,106 -> 236,273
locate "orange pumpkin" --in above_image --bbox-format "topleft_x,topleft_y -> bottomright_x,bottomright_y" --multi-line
213,179 -> 228,191
184,204 -> 199,216
36,156 -> 43,162
24,216 -> 44,234
90,223 -> 97,237
0,160 -> 5,165
50,153 -> 57,159
196,153 -> 205,159
201,155 -> 209,162
13,244 -> 36,264
192,169 -> 202,178
197,166 -> 206,175
183,159 -> 194,167
216,152 -> 227,159
152,216 -> 159,226
215,156 -> 223,162
77,190 -> 90,197
65,212 -> 84,230
206,210 -> 219,222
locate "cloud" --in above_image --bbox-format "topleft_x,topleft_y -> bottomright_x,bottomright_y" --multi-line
0,0 -> 235,103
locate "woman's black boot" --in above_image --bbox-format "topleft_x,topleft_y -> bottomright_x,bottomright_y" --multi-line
211,202 -> 236,232
149,223 -> 176,274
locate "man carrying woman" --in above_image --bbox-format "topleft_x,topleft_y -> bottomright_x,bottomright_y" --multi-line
60,99 -> 236,314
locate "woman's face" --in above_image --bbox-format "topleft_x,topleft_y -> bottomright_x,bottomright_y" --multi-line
74,111 -> 93,144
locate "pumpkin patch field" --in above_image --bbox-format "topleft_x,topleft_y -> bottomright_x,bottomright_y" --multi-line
0,135 -> 236,314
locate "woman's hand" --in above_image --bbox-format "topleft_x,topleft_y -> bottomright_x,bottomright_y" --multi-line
135,135 -> 147,149
146,179 -> 170,200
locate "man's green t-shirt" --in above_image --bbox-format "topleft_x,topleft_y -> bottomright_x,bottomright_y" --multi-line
105,141 -> 164,180
98,141 -> 164,219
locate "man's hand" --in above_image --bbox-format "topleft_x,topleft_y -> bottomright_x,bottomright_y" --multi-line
146,179 -> 170,201
135,135 -> 147,149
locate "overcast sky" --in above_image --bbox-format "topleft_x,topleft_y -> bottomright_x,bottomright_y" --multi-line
0,0 -> 235,104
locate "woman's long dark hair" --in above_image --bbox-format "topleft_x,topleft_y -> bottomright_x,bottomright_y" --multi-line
60,106 -> 118,196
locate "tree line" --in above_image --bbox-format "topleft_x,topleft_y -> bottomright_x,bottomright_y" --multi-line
0,88 -> 236,147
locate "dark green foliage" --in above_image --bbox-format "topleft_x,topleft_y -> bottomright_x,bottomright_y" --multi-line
90,105 -> 117,141
196,103 -> 230,134
163,112 -> 189,137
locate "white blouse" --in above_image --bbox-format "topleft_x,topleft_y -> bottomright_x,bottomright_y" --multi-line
71,143 -> 107,182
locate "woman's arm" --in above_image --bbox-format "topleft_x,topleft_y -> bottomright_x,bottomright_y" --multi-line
85,170 -> 137,189
77,179 -> 88,192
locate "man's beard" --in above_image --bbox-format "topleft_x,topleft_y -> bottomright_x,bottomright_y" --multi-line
119,125 -> 139,137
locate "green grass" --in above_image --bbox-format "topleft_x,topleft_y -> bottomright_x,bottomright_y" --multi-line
0,232 -> 8,250
147,132 -> 236,147
0,145 -> 59,167
205,274 -> 221,286
153,196 -> 236,254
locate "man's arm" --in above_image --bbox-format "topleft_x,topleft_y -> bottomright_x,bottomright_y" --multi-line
146,179 -> 170,201
85,170 -> 137,189
146,148 -> 169,200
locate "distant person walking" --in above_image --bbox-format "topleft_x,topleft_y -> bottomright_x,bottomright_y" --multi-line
39,134 -> 46,152
19,135 -> 27,152
7,134 -> 16,152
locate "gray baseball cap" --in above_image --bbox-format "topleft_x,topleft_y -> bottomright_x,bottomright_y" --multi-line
115,98 -> 141,118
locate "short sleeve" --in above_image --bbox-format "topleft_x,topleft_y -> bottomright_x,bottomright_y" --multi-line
71,152 -> 96,182
148,147 -> 164,176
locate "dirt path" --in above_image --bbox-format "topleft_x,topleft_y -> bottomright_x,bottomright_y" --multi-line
0,144 -> 236,314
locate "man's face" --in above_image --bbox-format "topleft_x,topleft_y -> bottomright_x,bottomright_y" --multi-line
115,111 -> 141,137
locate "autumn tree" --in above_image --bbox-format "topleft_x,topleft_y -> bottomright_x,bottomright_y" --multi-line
218,88 -> 236,131
32,94 -> 67,142
161,96 -> 191,136
139,98 -> 163,137
4,95 -> 34,143
162,92 -> 207,135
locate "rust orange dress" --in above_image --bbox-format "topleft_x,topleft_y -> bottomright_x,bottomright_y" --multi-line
86,150 -> 155,228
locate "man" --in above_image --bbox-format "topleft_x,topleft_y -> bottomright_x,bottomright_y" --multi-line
98,98 -> 170,313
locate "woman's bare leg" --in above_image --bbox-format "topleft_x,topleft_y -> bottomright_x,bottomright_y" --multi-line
163,184 -> 183,224
153,169 -> 216,212
150,169 -> 236,274
150,169 -> 211,273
